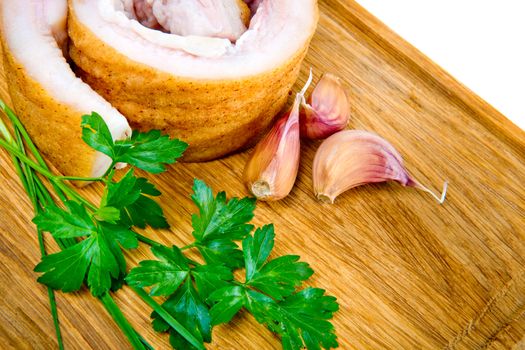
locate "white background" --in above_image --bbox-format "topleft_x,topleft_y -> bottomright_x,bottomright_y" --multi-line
356,0 -> 525,130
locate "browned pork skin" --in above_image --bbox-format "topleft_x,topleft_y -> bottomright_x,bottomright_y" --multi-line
0,0 -> 131,178
68,0 -> 319,161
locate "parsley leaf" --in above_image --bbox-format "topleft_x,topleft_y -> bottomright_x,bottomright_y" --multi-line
100,223 -> 140,287
126,245 -> 190,296
209,287 -> 339,350
33,238 -> 92,293
33,203 -> 138,296
93,206 -> 120,223
85,229 -> 121,296
101,169 -> 168,229
81,112 -> 188,173
126,242 -> 233,349
126,244 -> 234,300
114,130 -> 188,173
33,201 -> 96,238
152,280 -> 211,350
208,285 -> 245,325
190,179 -> 256,268
243,225 -> 313,300
276,288 -> 339,350
191,264 -> 233,302
122,180 -> 339,350
207,225 -> 337,349
80,112 -> 114,156
242,289 -> 281,326
197,239 -> 243,270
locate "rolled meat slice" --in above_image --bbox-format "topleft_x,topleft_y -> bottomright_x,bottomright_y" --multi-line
135,0 -> 251,41
0,0 -> 131,178
69,0 -> 319,161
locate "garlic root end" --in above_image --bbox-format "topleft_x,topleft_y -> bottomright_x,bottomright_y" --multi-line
299,68 -> 314,98
415,181 -> 448,204
252,180 -> 271,199
316,193 -> 335,204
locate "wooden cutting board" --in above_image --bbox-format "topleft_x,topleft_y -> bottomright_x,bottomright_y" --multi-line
1,1 -> 524,349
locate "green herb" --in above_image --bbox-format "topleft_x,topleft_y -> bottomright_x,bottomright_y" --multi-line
0,106 -> 65,350
0,104 -> 150,350
126,182 -> 340,350
0,105 -> 196,349
0,102 -> 339,350
101,169 -> 168,229
242,225 -> 313,300
190,179 -> 256,268
31,111 -> 188,298
82,112 -> 187,174
33,204 -> 137,296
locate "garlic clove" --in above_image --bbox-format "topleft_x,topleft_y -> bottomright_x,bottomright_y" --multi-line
243,98 -> 300,201
300,73 -> 350,139
313,130 -> 448,204
243,72 -> 313,201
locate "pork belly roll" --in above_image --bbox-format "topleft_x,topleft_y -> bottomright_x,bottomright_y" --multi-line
0,0 -> 131,178
68,0 -> 319,161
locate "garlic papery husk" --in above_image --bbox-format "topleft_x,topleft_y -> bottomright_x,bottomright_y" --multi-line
313,130 -> 448,204
300,73 -> 350,139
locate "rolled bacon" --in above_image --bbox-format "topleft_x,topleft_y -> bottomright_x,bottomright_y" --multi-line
0,0 -> 131,178
1,0 -> 318,176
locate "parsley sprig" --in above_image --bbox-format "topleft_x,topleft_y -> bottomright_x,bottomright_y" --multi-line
126,180 -> 339,350
0,102 -> 339,350
0,105 -> 195,349
30,112 -> 187,299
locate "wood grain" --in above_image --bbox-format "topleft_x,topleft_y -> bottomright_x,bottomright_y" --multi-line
1,1 -> 524,349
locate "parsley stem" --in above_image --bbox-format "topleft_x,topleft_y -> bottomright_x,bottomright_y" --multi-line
1,105 -> 158,350
1,135 -> 29,194
130,286 -> 206,350
181,242 -> 197,251
135,233 -> 160,247
45,280 -> 65,350
137,334 -> 155,350
0,112 -> 13,143
33,182 -> 75,250
0,139 -> 76,205
54,182 -> 98,211
106,164 -> 117,181
100,293 -> 146,350
0,144 -> 97,210
14,129 -> 33,191
56,175 -> 104,182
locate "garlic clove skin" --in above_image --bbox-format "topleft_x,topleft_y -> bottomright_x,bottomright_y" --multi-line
243,95 -> 302,201
243,71 -> 313,201
313,130 -> 447,204
300,73 -> 350,139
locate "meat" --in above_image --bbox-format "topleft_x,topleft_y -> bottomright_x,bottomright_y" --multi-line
0,0 -> 131,178
244,0 -> 264,13
69,0 -> 319,161
149,0 -> 248,41
132,0 -> 162,30
0,0 -> 318,171
126,0 -> 250,41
